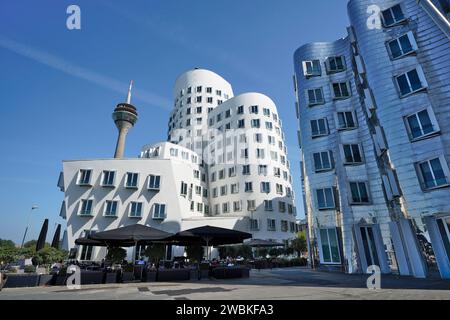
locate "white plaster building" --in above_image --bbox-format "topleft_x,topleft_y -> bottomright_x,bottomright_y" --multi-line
59,69 -> 299,261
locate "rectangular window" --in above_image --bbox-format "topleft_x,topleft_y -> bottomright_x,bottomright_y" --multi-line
267,219 -> 276,231
264,200 -> 273,211
258,165 -> 268,175
276,183 -> 283,195
220,185 -> 227,196
382,4 -> 405,27
332,82 -> 351,99
256,148 -> 265,159
281,221 -> 288,232
311,118 -> 328,137
307,88 -> 324,105
417,157 -> 449,190
405,107 -> 439,140
129,202 -> 143,218
102,170 -> 115,187
206,87 -> 212,93
261,182 -> 271,193
152,203 -> 166,220
242,165 -> 250,175
250,219 -> 259,231
313,151 -> 333,172
254,133 -> 263,143
148,175 -> 161,190
279,201 -> 286,212
245,182 -> 253,192
342,144 -> 363,164
237,105 -> 244,114
395,67 -> 427,97
247,200 -> 256,211
326,56 -> 346,73
250,105 -> 259,114
337,111 -> 357,130
251,119 -> 260,128
222,202 -> 229,213
78,169 -> 92,185
263,108 -> 271,116
238,119 -> 245,128
180,182 -> 188,196
316,188 -> 335,209
225,109 -> 231,118
302,60 -> 321,77
104,200 -> 118,217
197,203 -> 203,213
319,228 -> 341,263
125,172 -> 139,188
233,201 -> 242,212
79,199 -> 93,216
196,86 -> 202,93
350,182 -> 370,204
228,166 -> 236,177
388,32 -> 417,59
231,183 -> 239,194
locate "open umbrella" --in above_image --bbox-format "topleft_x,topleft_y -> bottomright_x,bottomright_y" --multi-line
89,224 -> 173,243
51,224 -> 61,249
245,239 -> 284,248
166,225 -> 252,260
36,219 -> 48,251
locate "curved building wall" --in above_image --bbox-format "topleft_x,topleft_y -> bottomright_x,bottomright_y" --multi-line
206,93 -> 297,241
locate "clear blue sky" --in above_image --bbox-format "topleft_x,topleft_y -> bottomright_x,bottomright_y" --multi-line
0,0 -> 348,244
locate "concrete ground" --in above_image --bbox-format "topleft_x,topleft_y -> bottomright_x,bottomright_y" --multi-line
1,267 -> 449,300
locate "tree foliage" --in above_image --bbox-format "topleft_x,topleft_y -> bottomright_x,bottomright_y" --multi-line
105,247 -> 127,264
143,244 -> 165,264
291,231 -> 308,256
185,245 -> 204,263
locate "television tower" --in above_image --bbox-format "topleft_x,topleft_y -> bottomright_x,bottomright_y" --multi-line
112,81 -> 138,158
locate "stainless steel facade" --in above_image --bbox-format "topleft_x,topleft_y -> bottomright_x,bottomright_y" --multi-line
294,0 -> 450,279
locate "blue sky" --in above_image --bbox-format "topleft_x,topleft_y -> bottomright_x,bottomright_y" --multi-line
0,0 -> 348,244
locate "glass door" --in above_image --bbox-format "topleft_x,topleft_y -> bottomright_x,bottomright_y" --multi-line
360,226 -> 380,267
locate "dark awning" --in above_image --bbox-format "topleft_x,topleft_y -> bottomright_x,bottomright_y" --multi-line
88,224 -> 174,244
165,225 -> 252,246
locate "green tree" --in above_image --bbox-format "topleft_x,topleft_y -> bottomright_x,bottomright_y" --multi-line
236,245 -> 252,259
185,245 -> 204,263
0,239 -> 15,248
33,247 -> 68,266
143,244 -> 165,264
105,247 -> 127,264
291,231 -> 307,256
0,246 -> 18,264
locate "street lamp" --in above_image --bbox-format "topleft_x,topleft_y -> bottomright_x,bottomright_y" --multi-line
20,205 -> 39,248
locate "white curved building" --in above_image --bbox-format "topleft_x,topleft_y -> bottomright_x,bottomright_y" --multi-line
59,68 -> 299,261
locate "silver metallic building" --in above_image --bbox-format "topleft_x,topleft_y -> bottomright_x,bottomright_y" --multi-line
293,0 -> 450,279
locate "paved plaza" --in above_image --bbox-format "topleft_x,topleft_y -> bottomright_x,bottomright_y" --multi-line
1,267 -> 449,300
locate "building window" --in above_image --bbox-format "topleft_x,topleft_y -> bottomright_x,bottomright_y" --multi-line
263,108 -> 271,116
241,148 -> 249,159
196,86 -> 202,93
265,121 -> 273,130
395,67 -> 427,97
381,4 -> 405,27
80,244 -> 93,261
388,32 -> 417,59
78,169 -> 92,186
279,201 -> 286,212
350,182 -> 370,204
231,183 -> 239,194
251,119 -> 260,128
311,118 -> 328,137
250,105 -> 259,114
79,199 -> 93,216
319,228 -> 341,263
281,220 -> 288,232
316,188 -> 335,209
237,105 -> 244,114
256,148 -> 265,159
254,133 -> 263,143
104,200 -> 118,217
436,217 -> 450,263
261,182 -> 270,193
342,144 -> 363,165
247,200 -> 256,211
237,119 -> 245,128
332,82 -> 351,99
313,151 -> 333,172
195,186 -> 202,195
102,170 -> 115,187
258,165 -> 268,175
233,200 -> 242,212
220,185 -> 227,196
170,148 -> 178,157
250,219 -> 259,231
216,89 -> 222,96
326,56 -> 346,73
129,202 -> 143,218
245,182 -> 253,192
274,167 -> 281,177
306,88 -> 324,105
337,111 -> 357,130
197,203 -> 203,213
267,219 -> 276,231
180,182 -> 188,196
242,165 -> 250,175
264,200 -> 273,211
302,60 -> 321,77
416,156 -> 450,190
222,202 -> 229,213
225,109 -> 231,118
405,107 -> 439,140
148,175 -> 161,190
125,172 -> 139,188
276,183 -> 283,195
152,203 -> 166,220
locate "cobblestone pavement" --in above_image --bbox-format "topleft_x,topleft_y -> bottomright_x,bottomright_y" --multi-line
1,267 -> 449,300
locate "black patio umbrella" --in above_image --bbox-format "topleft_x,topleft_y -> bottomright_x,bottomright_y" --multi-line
36,219 -> 48,251
51,224 -> 61,249
89,224 -> 174,244
74,237 -> 109,247
166,225 -> 252,259
245,239 -> 284,248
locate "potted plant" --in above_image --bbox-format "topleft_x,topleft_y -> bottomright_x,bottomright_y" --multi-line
121,264 -> 134,282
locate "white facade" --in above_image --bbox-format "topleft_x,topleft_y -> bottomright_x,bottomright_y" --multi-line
59,69 -> 299,260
